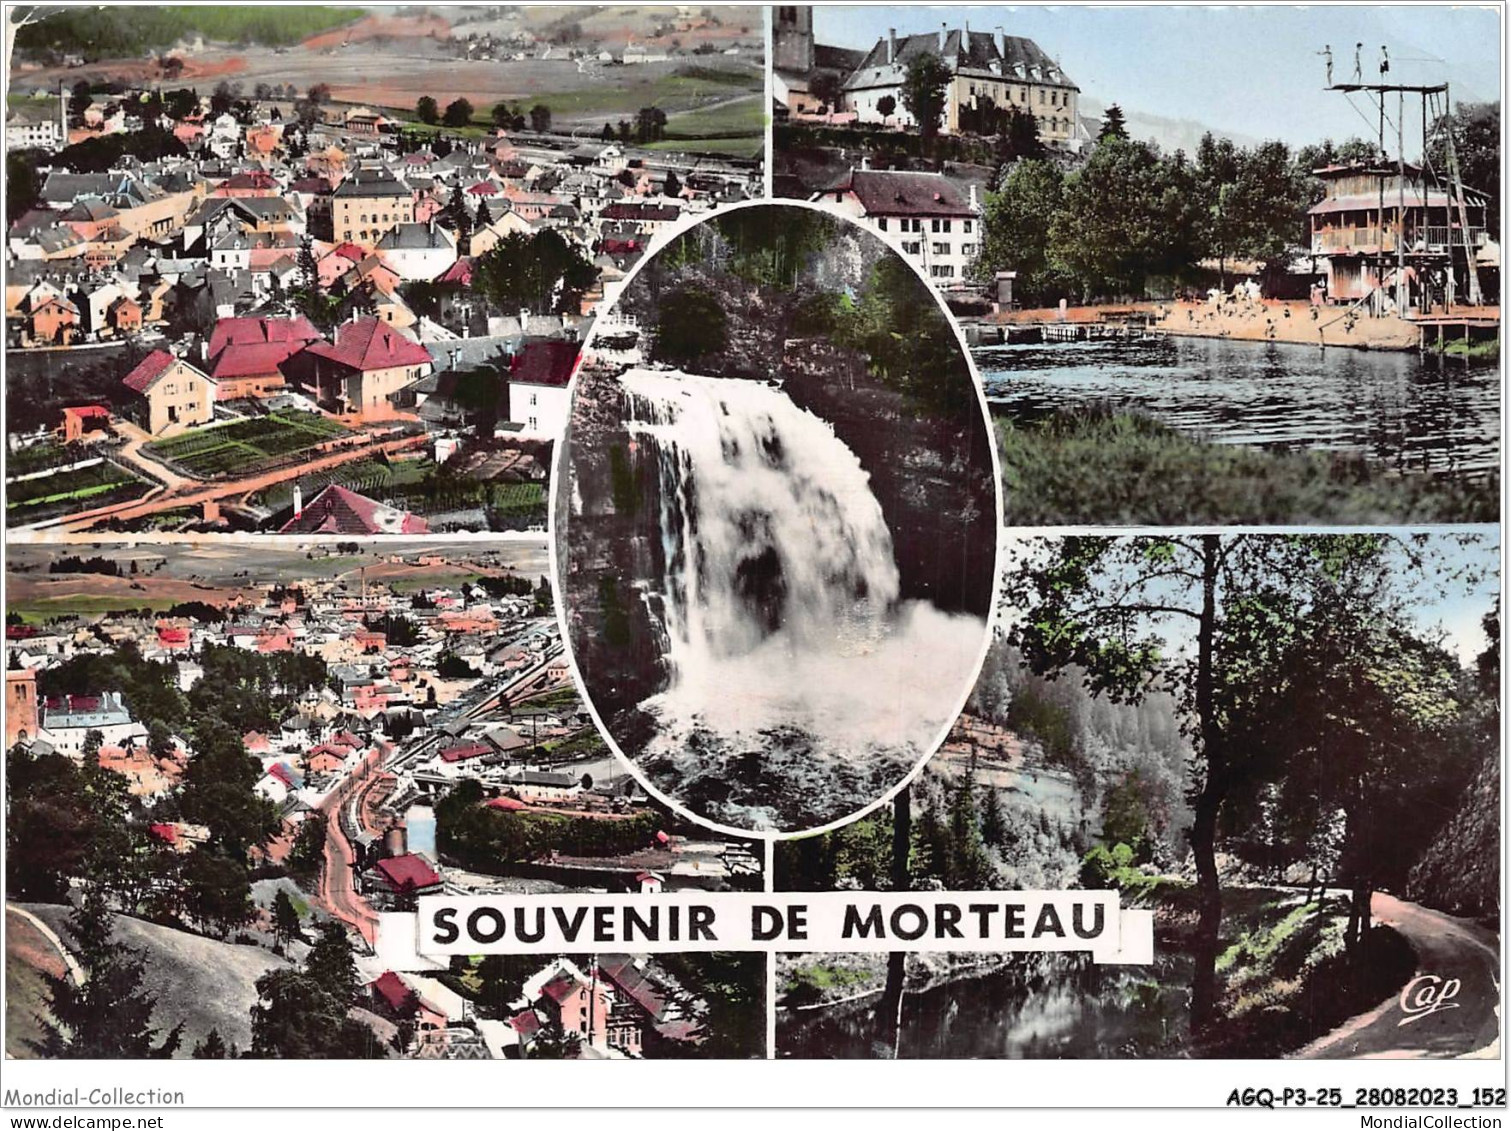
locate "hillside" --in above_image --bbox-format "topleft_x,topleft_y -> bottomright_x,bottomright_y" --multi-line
11,6 -> 357,58
16,903 -> 291,1057
1406,751 -> 1500,923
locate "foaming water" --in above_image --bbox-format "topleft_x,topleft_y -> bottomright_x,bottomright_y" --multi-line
616,368 -> 984,831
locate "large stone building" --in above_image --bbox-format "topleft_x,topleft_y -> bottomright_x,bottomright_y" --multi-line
333,167 -> 415,248
842,26 -> 1079,142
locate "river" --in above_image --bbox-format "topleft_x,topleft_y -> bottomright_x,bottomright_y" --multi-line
779,953 -> 1191,1058
976,337 -> 1499,477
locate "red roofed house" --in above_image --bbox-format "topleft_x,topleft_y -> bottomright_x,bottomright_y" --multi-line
818,168 -> 980,285
369,852 -> 443,910
306,744 -> 347,774
536,970 -> 610,1051
121,350 -> 217,436
506,340 -> 578,437
440,741 -> 491,764
368,971 -> 419,1019
298,317 -> 433,420
278,483 -> 429,536
59,404 -> 111,443
205,315 -> 323,401
155,624 -> 191,650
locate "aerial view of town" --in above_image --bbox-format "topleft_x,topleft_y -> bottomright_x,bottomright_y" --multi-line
5,538 -> 766,1058
5,5 -> 763,537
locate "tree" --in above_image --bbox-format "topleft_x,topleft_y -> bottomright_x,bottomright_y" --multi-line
272,889 -> 302,949
634,106 -> 668,144
600,122 -> 615,142
304,922 -> 359,1006
1098,103 -> 1128,141
475,198 -> 493,229
68,80 -> 92,120
974,158 -> 1066,304
1005,534 -> 1472,1028
1001,104 -> 1044,161
192,1028 -> 228,1058
31,887 -> 183,1058
249,968 -> 385,1058
901,54 -> 950,141
876,94 -> 896,124
1047,136 -> 1201,299
183,845 -> 253,936
1429,101 -> 1500,235
442,97 -> 474,128
473,229 -> 597,315
289,812 -> 327,878
529,103 -> 552,133
7,150 -> 41,222
810,71 -> 842,112
664,170 -> 682,198
415,96 -> 439,125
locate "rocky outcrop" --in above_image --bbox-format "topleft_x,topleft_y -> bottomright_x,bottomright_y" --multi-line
779,337 -> 996,617
555,363 -> 671,728
1406,751 -> 1500,923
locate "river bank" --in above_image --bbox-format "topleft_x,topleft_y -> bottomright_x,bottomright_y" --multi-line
979,300 -> 1500,353
997,409 -> 1499,526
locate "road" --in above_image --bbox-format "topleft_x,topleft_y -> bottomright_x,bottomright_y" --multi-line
312,746 -> 384,948
1297,892 -> 1500,1059
12,430 -> 429,538
6,903 -> 83,986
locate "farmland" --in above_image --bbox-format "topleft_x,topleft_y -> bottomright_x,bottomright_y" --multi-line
6,460 -> 150,526
144,413 -> 351,479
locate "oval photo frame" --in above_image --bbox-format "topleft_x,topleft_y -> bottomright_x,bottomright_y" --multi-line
549,199 -> 1003,840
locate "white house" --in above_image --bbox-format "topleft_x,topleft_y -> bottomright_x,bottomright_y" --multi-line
815,168 -> 981,284
375,222 -> 459,282
39,692 -> 150,760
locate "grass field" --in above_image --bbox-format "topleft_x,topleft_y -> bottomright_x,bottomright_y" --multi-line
145,413 -> 350,480
664,93 -> 763,137
997,408 -> 1500,526
9,594 -> 183,624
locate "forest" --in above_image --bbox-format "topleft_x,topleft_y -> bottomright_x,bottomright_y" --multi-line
778,533 -> 1498,1056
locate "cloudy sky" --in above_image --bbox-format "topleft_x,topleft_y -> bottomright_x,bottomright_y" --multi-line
813,5 -> 1501,150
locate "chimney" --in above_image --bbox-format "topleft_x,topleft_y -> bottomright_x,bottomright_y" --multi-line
293,484 -> 303,518
995,26 -> 1006,60
939,23 -> 947,52
969,183 -> 979,210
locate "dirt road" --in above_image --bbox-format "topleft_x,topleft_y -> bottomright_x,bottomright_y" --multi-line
312,747 -> 385,947
1297,892 -> 1500,1059
13,431 -> 429,538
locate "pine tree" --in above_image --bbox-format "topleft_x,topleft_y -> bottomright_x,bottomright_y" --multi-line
475,198 -> 493,229
31,887 -> 184,1058
192,1028 -> 228,1058
305,921 -> 359,1006
272,889 -> 301,948
980,785 -> 1009,848
1098,103 -> 1129,142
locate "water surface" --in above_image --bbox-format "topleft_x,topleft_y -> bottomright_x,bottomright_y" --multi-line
977,337 -> 1498,477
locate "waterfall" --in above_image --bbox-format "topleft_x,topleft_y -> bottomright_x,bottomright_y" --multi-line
620,368 -> 901,673
605,367 -> 987,831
